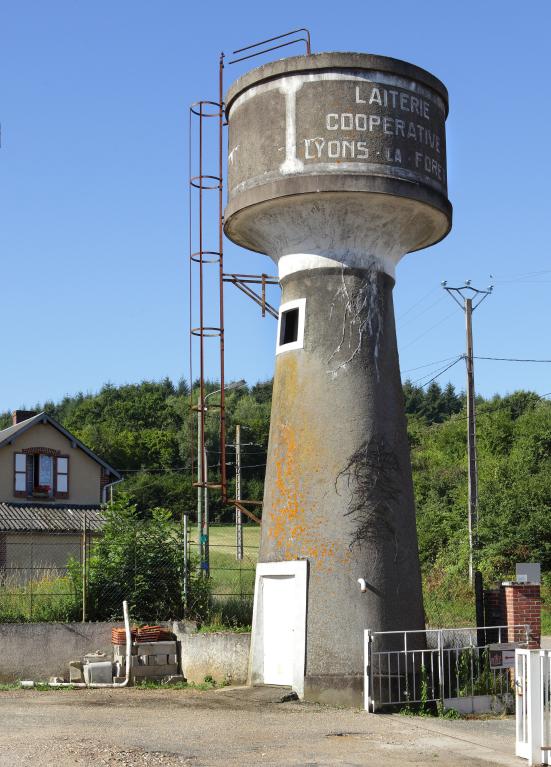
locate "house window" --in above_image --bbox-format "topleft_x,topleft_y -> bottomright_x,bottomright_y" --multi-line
276,298 -> 306,354
13,451 -> 69,499
34,454 -> 53,495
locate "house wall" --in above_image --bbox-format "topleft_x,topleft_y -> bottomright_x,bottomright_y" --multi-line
1,533 -> 82,584
0,423 -> 102,504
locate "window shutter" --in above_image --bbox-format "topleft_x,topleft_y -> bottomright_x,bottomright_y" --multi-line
14,453 -> 26,492
25,455 -> 33,495
56,456 -> 69,495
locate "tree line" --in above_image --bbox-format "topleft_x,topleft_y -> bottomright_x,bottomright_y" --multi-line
2,378 -> 549,583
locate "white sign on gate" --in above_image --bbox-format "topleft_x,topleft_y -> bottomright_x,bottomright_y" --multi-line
489,643 -> 516,669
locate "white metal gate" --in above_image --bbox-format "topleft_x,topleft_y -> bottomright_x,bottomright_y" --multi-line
364,625 -> 529,712
515,649 -> 551,765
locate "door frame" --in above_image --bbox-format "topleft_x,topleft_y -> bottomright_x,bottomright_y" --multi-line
248,560 -> 308,698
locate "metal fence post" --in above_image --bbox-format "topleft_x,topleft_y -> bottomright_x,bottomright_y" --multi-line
364,630 -> 373,711
526,650 -> 542,765
540,650 -> 551,767
183,514 -> 189,612
438,628 -> 445,706
81,515 -> 87,622
29,534 -> 34,620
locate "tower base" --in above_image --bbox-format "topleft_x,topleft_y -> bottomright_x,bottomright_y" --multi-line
304,674 -> 364,707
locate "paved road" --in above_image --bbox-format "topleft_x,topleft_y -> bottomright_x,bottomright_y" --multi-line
0,685 -> 524,766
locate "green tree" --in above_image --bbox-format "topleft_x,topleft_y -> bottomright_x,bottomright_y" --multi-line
83,495 -> 209,622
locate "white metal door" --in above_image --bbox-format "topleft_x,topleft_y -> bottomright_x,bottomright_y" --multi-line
262,575 -> 295,685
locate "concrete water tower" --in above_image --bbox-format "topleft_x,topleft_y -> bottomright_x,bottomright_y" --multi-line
224,52 -> 451,705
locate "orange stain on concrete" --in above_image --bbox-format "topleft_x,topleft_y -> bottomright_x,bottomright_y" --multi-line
265,353 -> 348,569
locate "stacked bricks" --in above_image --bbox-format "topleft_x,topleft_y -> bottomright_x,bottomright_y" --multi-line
501,583 -> 541,649
113,640 -> 179,682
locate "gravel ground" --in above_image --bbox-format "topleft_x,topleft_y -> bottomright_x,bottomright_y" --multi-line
0,685 -> 525,766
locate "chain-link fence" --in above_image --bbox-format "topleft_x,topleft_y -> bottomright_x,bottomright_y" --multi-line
0,530 -> 84,622
187,523 -> 259,626
0,515 -> 260,625
7,514 -> 542,635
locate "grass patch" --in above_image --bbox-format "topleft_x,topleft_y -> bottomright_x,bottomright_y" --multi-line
399,702 -> 461,719
423,572 -> 476,628
134,678 -> 218,691
0,572 -> 79,623
189,524 -> 258,601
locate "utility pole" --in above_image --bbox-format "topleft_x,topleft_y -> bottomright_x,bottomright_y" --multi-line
235,425 -> 243,560
465,297 -> 477,585
442,281 -> 493,586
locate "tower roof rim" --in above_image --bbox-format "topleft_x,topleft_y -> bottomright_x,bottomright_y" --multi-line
225,51 -> 449,116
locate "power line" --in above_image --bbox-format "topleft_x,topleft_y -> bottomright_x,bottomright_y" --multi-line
400,308 -> 459,351
397,294 -> 446,325
414,356 -> 465,389
492,269 -> 551,283
397,286 -> 439,320
410,356 -> 463,385
118,467 -> 187,473
401,355 -> 461,375
474,355 -> 551,363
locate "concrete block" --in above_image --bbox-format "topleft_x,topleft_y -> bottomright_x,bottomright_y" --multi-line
130,663 -> 178,679
69,661 -> 84,683
113,644 -> 137,659
173,629 -> 250,686
84,661 -> 113,685
136,642 -> 176,656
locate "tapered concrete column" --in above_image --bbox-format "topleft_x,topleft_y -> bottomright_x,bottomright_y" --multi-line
262,263 -> 424,703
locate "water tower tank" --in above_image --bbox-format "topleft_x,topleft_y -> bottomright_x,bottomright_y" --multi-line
224,52 -> 452,706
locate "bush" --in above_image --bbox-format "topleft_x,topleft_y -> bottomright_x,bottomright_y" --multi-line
75,496 -> 210,623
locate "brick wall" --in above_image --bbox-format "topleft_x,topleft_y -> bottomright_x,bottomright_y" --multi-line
100,470 -> 114,502
501,583 -> 541,649
483,582 -> 541,649
12,410 -> 37,425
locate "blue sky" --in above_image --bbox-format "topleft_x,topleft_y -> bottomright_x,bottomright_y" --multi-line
1,0 -> 550,410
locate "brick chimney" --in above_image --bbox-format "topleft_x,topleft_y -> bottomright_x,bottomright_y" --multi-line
12,410 -> 37,426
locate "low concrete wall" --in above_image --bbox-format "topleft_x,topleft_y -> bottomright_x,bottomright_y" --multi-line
173,626 -> 251,686
0,622 -> 124,683
0,621 -> 251,685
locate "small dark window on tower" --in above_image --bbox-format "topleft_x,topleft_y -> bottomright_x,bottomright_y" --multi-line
280,307 -> 299,345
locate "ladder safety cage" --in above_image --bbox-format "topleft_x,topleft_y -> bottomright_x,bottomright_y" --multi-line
189,30 -> 314,567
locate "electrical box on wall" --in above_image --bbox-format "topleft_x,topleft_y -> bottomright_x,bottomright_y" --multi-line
516,563 -> 541,584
